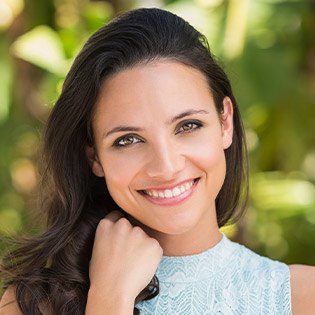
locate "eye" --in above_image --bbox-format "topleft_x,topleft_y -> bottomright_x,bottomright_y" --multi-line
113,135 -> 142,147
176,120 -> 203,134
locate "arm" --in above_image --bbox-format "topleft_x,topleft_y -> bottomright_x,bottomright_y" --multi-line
85,210 -> 163,314
86,288 -> 135,315
0,288 -> 22,315
289,264 -> 315,315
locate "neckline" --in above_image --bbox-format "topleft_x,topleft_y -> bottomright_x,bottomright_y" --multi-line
156,232 -> 233,283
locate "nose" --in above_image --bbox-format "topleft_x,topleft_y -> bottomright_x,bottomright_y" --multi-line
145,139 -> 185,181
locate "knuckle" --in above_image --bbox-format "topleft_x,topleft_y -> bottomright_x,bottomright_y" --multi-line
97,218 -> 112,231
116,217 -> 131,229
132,226 -> 146,236
132,226 -> 149,240
148,237 -> 161,249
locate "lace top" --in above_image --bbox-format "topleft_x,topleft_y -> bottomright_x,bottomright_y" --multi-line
136,232 -> 292,314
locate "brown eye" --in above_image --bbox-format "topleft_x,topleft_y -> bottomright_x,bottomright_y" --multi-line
177,120 -> 203,134
114,135 -> 142,147
182,123 -> 194,131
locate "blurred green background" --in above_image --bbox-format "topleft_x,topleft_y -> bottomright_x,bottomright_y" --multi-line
0,0 -> 314,265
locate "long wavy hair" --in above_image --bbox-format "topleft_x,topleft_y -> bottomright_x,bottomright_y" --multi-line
0,7 -> 248,314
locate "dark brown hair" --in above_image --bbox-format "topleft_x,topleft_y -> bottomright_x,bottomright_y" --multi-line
0,7 -> 248,314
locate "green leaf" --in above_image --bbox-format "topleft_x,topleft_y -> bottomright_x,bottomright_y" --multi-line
11,25 -> 69,75
0,37 -> 13,123
251,172 -> 315,216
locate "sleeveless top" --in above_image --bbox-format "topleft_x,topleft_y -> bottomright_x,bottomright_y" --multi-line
135,232 -> 292,314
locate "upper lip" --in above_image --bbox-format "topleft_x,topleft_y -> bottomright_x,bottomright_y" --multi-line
140,177 -> 199,192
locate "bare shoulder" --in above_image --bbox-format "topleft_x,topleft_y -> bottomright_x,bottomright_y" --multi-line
289,264 -> 315,315
0,287 -> 22,315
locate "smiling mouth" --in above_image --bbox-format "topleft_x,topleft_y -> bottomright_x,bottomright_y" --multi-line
138,178 -> 200,199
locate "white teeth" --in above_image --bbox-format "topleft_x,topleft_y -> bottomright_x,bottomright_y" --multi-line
144,180 -> 196,199
152,191 -> 159,197
164,190 -> 172,198
172,187 -> 181,196
158,191 -> 165,198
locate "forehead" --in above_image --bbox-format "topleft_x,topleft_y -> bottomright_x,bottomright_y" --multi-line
93,60 -> 216,123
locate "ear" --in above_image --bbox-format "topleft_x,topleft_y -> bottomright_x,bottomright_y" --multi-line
85,146 -> 105,177
221,96 -> 234,149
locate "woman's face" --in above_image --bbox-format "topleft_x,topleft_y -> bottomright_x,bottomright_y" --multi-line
87,60 -> 233,239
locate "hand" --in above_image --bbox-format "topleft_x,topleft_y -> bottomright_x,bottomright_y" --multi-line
88,210 -> 163,302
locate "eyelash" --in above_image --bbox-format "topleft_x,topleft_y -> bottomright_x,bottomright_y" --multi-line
112,120 -> 204,148
175,120 -> 203,135
114,135 -> 141,148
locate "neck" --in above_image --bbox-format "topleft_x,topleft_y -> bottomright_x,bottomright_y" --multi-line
127,206 -> 222,256
152,227 -> 222,256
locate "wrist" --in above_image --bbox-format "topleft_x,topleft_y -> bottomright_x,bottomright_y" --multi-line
86,285 -> 135,315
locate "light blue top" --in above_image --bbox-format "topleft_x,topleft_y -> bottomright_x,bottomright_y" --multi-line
136,232 -> 292,314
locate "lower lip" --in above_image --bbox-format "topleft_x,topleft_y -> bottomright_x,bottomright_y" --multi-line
139,178 -> 200,207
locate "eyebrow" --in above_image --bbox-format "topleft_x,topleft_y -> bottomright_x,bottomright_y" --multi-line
168,109 -> 209,124
103,109 -> 209,139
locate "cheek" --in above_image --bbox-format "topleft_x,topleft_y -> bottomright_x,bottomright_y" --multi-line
186,134 -> 227,190
101,153 -> 142,199
185,131 -> 226,168
201,143 -> 225,169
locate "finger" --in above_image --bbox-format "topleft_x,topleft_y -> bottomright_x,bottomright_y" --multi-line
105,210 -> 125,223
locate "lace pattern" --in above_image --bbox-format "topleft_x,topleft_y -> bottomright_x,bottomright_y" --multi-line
136,233 -> 292,315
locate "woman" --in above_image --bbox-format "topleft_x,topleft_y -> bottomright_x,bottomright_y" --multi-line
0,7 -> 314,315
